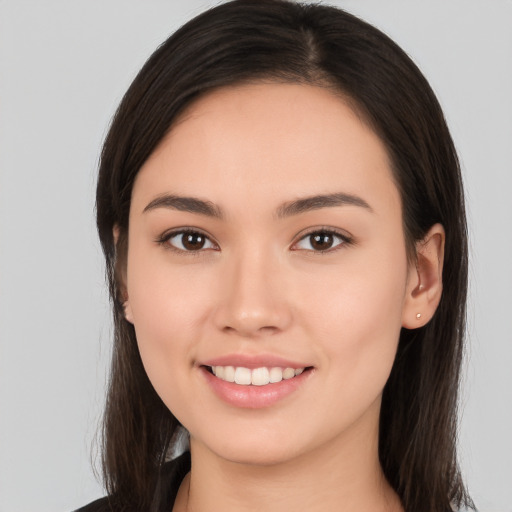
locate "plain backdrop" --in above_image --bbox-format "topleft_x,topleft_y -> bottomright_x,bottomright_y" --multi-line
1,1 -> 511,511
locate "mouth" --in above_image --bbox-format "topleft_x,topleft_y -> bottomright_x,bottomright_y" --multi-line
203,365 -> 313,386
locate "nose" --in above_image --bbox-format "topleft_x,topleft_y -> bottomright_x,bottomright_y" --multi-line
213,248 -> 293,337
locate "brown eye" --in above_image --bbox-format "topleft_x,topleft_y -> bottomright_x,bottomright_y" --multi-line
165,230 -> 216,252
182,232 -> 206,250
293,230 -> 349,252
310,233 -> 334,250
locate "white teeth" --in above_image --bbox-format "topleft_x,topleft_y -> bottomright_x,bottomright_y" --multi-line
251,367 -> 270,386
223,365 -> 235,383
269,367 -> 283,383
282,367 -> 295,380
234,367 -> 252,385
211,365 -> 306,385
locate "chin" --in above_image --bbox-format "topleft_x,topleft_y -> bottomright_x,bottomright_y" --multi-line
190,422 -> 320,467
215,443 -> 301,467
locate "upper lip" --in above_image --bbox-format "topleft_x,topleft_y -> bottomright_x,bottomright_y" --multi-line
201,353 -> 310,370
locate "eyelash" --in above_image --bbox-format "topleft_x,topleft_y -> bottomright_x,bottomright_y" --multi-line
156,229 -> 219,256
156,227 -> 353,255
292,227 -> 353,254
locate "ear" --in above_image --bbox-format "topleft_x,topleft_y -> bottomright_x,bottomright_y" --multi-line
402,223 -> 445,328
113,225 -> 134,324
122,300 -> 134,324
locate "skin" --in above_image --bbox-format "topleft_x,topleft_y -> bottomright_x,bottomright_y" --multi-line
122,83 -> 444,512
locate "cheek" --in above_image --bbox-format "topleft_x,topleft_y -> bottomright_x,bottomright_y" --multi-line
302,247 -> 406,328
127,237 -> 212,329
298,247 -> 407,392
125,246 -> 213,397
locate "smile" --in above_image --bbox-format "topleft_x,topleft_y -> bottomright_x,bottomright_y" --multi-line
201,362 -> 314,408
210,365 -> 305,386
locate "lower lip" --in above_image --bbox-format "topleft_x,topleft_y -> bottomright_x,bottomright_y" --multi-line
200,367 -> 313,409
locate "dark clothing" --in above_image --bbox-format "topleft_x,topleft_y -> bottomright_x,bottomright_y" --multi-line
75,451 -> 191,512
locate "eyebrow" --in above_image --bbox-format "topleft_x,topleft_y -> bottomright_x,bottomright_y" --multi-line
275,192 -> 373,218
143,194 -> 224,218
142,192 -> 372,219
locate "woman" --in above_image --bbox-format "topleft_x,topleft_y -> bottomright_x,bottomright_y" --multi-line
79,0 -> 474,510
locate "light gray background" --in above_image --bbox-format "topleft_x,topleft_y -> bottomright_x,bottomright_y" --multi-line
1,1 -> 511,511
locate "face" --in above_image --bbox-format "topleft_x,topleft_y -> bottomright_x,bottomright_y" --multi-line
124,83 -> 417,465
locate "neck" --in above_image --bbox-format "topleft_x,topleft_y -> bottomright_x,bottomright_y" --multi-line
173,407 -> 403,512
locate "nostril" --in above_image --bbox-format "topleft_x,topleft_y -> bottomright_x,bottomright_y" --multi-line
221,324 -> 280,337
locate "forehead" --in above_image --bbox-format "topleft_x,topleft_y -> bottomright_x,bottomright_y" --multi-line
132,82 -> 400,219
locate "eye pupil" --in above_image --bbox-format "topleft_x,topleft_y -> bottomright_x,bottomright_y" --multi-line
311,233 -> 334,250
183,233 -> 205,250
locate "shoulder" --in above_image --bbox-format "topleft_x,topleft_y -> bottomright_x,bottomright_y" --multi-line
74,451 -> 191,512
74,496 -> 113,512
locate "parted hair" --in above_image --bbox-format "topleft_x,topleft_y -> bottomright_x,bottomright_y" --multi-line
95,1 -> 474,511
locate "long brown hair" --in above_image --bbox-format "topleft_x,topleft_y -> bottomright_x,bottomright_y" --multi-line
95,1 -> 473,510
